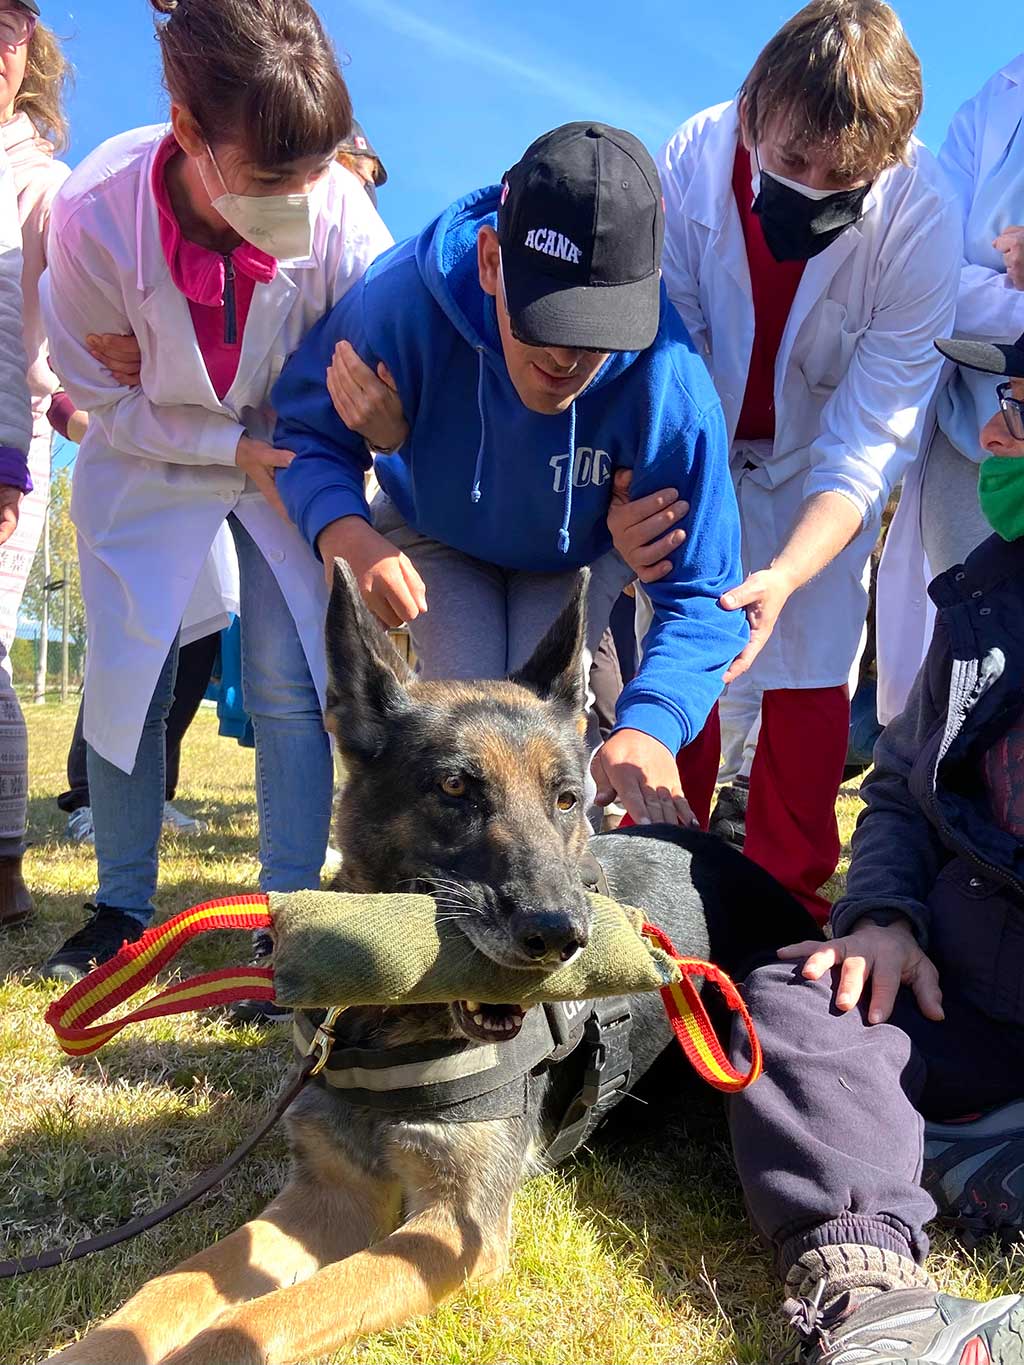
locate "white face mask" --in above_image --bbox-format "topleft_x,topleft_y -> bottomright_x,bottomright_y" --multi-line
752,148 -> 841,202
199,145 -> 315,261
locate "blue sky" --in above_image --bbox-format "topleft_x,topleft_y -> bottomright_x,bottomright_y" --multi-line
47,0 -> 1011,469
51,0 -> 1016,243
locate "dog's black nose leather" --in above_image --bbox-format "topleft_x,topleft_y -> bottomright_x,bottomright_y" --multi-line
517,912 -> 589,965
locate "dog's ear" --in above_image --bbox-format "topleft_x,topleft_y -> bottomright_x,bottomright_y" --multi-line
324,558 -> 414,762
510,569 -> 588,714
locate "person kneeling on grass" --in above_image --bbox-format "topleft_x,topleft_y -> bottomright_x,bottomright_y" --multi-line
272,122 -> 747,829
727,332 -> 1024,1363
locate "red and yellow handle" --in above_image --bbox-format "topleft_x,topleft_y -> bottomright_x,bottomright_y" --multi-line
45,896 -> 275,1056
44,896 -> 762,1093
643,922 -> 763,1093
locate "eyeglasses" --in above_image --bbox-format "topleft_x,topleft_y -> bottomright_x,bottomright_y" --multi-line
0,8 -> 36,49
998,381 -> 1024,441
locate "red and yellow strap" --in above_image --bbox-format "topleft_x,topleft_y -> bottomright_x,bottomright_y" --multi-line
45,896 -> 274,1056
643,922 -> 763,1093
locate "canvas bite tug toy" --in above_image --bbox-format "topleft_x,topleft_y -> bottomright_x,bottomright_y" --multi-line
46,889 -> 762,1093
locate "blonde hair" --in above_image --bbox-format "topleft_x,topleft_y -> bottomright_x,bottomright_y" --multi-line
16,20 -> 73,153
740,0 -> 922,182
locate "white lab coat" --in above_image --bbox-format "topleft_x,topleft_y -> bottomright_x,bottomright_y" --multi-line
658,102 -> 960,690
41,127 -> 393,771
179,523 -> 239,649
876,55 -> 1024,722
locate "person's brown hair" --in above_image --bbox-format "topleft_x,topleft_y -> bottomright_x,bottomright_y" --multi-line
16,19 -> 73,153
149,0 -> 352,168
739,0 -> 922,182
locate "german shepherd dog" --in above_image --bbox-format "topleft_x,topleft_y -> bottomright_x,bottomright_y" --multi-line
51,566 -> 816,1365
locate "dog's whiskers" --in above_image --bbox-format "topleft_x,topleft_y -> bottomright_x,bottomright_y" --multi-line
395,876 -> 481,911
423,876 -> 478,899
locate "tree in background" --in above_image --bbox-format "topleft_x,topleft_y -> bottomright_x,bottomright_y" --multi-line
21,466 -> 86,681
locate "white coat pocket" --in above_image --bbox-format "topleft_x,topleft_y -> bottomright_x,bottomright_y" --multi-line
799,298 -> 869,394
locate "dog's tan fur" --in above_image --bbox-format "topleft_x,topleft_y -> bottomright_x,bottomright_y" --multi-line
49,571 -> 592,1365
46,563 -> 815,1365
50,1127 -> 509,1365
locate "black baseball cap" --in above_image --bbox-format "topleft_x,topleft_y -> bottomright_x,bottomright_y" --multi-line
19,0 -> 39,14
497,122 -> 664,353
338,120 -> 387,188
935,332 -> 1024,378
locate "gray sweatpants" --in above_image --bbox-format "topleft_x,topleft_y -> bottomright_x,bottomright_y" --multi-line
373,494 -> 634,755
921,427 -> 992,577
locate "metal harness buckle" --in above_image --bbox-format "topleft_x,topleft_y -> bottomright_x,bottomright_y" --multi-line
305,1005 -> 346,1077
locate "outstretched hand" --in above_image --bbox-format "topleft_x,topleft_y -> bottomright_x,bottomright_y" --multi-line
718,566 -> 796,684
591,728 -> 698,829
778,917 -> 944,1025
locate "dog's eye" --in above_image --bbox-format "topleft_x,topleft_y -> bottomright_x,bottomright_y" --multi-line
439,775 -> 467,798
556,791 -> 578,812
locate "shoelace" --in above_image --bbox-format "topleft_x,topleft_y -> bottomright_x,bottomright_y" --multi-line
773,1280 -> 831,1364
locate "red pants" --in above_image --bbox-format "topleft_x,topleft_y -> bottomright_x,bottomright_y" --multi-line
677,687 -> 849,924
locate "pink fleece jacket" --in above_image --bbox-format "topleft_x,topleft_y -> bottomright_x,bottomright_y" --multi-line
151,133 -> 277,400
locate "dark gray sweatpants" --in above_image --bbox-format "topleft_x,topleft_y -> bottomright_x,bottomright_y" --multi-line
729,959 -> 1024,1278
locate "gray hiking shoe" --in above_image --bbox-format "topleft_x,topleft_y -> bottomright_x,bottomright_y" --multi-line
924,1102 -> 1024,1245
786,1285 -> 1024,1365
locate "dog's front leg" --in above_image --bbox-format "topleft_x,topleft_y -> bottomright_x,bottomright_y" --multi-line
45,1172 -> 398,1365
160,1196 -> 514,1365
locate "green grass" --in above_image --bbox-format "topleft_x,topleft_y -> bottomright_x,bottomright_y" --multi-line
1,702 -> 1018,1364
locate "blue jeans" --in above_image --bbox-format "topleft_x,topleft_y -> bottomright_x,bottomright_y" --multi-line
86,515 -> 332,921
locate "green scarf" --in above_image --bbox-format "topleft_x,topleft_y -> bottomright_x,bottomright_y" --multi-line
979,454 -> 1024,542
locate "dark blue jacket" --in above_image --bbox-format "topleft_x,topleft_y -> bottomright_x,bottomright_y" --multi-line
833,534 -> 1024,958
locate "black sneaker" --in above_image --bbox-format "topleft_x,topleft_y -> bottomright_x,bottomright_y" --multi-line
226,929 -> 291,1027
38,905 -> 146,985
787,1284 -> 1024,1365
709,781 -> 749,850
924,1102 -> 1024,1245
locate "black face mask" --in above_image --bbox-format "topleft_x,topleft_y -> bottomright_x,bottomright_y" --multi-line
752,168 -> 872,263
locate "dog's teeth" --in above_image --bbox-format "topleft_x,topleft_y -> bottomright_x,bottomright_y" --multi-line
464,1000 -> 480,1012
472,1012 -> 485,1026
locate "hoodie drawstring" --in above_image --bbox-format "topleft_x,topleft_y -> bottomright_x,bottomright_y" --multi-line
470,349 -> 486,504
469,351 -> 577,557
557,401 -> 577,555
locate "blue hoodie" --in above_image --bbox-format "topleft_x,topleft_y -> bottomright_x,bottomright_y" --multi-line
274,186 -> 747,757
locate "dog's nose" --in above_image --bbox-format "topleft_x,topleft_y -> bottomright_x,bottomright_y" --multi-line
518,912 -> 589,965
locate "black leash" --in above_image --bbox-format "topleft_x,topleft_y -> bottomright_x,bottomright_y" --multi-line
0,1008 -> 344,1279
